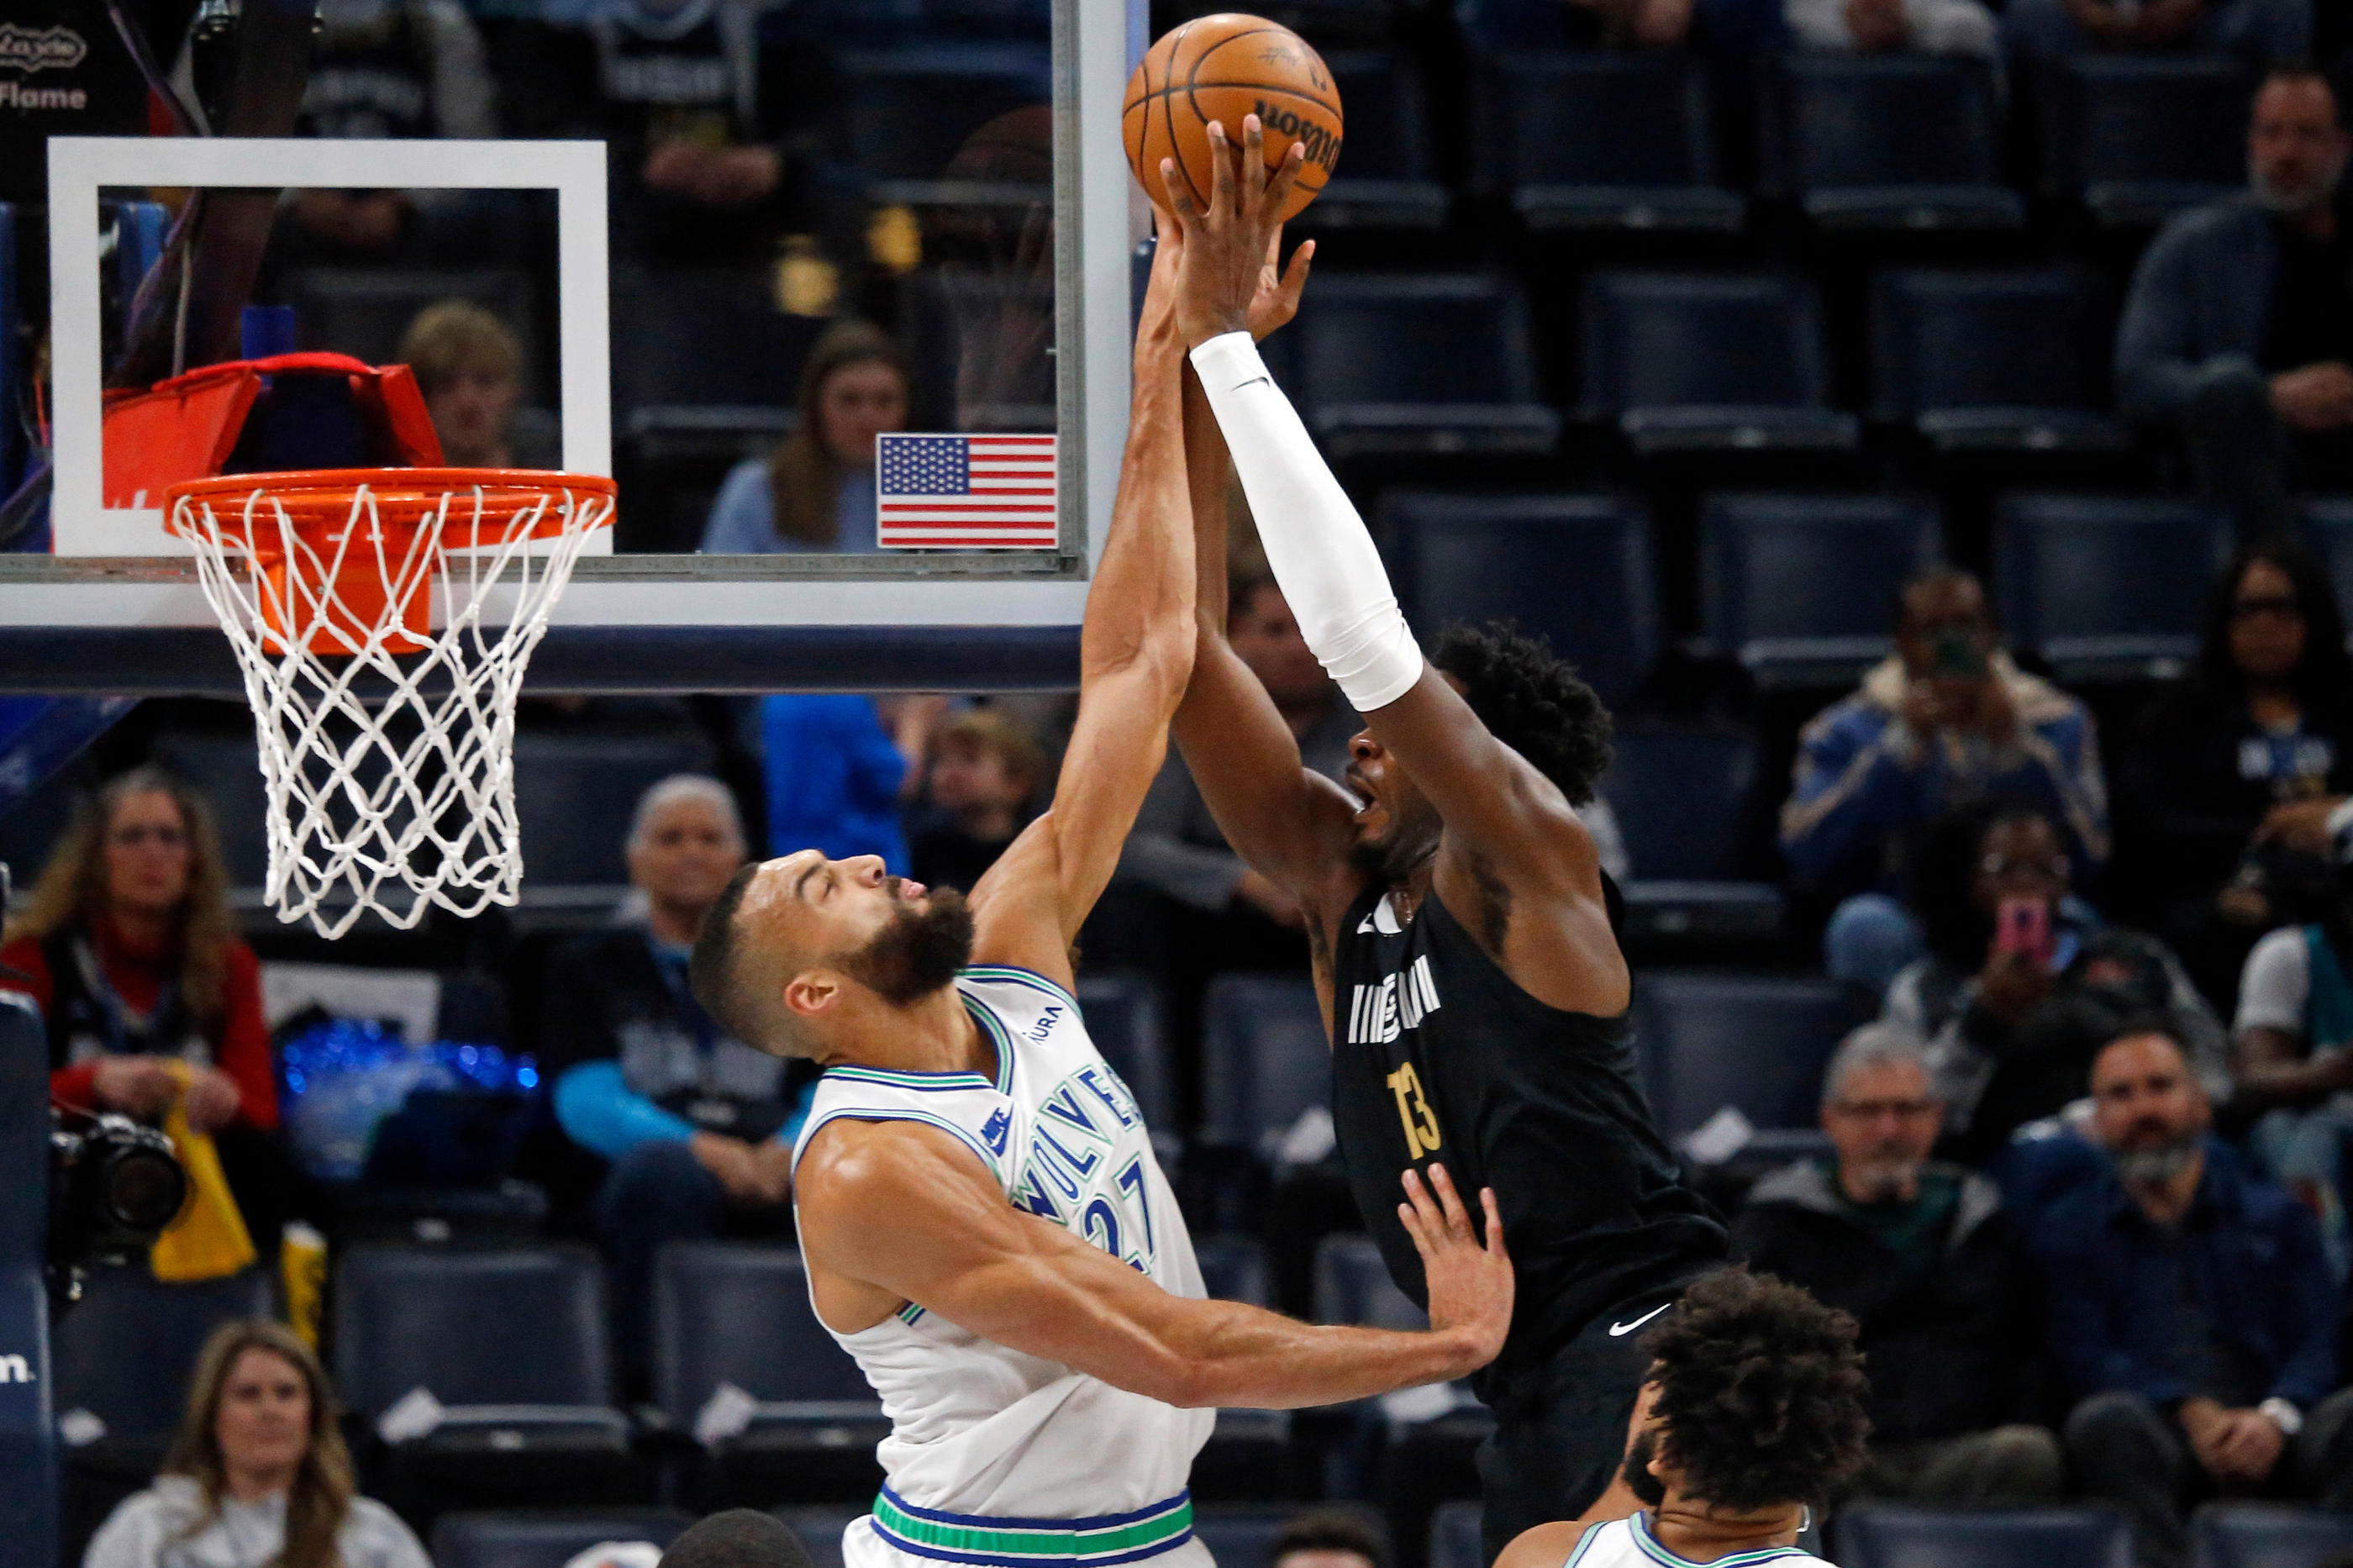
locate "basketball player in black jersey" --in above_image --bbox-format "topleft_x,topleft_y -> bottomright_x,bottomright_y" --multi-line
1156,120 -> 1729,1560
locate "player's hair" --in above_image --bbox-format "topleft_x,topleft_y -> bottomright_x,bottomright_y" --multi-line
929,709 -> 1045,797
1819,1021 -> 1935,1110
397,299 -> 523,396
163,1320 -> 356,1568
2093,1014 -> 2192,1075
768,319 -> 911,547
691,863 -> 771,1049
629,774 -> 746,854
1427,622 -> 1613,806
1268,1509 -> 1389,1568
1640,1267 -> 1870,1514
661,1508 -> 819,1568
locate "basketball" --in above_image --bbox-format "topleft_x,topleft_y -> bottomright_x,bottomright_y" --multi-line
1123,14 -> 1344,222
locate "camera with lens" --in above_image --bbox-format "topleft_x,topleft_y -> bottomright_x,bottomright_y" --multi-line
50,1109 -> 189,1294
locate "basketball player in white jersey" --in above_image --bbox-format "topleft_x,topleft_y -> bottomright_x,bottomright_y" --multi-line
687,214 -> 1514,1568
1494,1271 -> 1870,1568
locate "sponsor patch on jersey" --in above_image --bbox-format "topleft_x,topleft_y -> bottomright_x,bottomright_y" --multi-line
1345,954 -> 1442,1045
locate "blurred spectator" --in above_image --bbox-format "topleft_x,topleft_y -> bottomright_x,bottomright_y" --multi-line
1787,0 -> 1998,60
84,1318 -> 429,1568
2116,65 -> 2350,534
701,321 -> 909,555
1883,801 -> 2229,1163
759,694 -> 939,873
505,0 -> 786,261
2037,1027 -> 2353,1568
2229,823 -> 2353,1273
1456,0 -> 1696,48
908,709 -> 1043,895
0,767 -> 297,1250
1268,1511 -> 1387,1568
397,301 -> 559,470
1785,566 -> 2108,994
542,776 -> 815,1386
2120,540 -> 2353,1002
2004,0 -> 2308,64
1733,1024 -> 2062,1502
660,1511 -> 818,1568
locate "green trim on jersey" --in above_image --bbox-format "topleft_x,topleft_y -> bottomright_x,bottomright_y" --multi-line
961,965 -> 1082,1018
824,1065 -> 997,1092
871,1489 -> 1194,1562
960,991 -> 1019,1095
1627,1513 -> 1813,1568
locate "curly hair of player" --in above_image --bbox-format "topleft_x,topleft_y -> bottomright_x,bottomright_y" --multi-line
1428,622 -> 1615,807
1639,1267 -> 1871,1514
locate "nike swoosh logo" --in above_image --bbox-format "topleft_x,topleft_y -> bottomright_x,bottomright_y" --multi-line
1357,915 -> 1377,934
1231,375 -> 1271,391
1608,1302 -> 1672,1337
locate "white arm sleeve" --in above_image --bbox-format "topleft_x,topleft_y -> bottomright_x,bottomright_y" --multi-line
1189,331 -> 1425,712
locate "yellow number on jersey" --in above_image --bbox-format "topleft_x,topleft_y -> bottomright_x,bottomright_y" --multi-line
1386,1062 -> 1443,1160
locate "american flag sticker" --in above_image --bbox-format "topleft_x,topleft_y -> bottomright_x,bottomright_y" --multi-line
876,433 -> 1059,549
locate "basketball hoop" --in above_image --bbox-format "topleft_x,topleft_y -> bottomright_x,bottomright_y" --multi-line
164,468 -> 616,939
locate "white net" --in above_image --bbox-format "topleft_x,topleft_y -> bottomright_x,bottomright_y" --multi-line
168,473 -> 614,939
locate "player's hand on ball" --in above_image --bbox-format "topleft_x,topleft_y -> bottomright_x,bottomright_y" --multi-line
1247,229 -> 1313,344
1399,1164 -> 1513,1375
1161,113 -> 1307,348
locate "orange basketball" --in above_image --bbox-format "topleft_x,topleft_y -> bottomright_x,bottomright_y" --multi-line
1123,14 -> 1343,223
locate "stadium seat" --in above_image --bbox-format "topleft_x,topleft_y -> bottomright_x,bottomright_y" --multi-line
431,1509 -> 697,1568
1315,1235 -> 1423,1329
1993,493 -> 2232,680
1379,492 -> 1661,709
147,727 -> 274,887
651,1243 -> 887,1505
1700,492 -> 1941,680
1870,268 -> 2130,454
51,1265 -> 274,1476
333,1244 -> 634,1513
1308,51 -> 1450,229
1632,972 -> 1856,1144
2192,1502 -> 2353,1568
2304,499 -> 2353,631
1199,972 -> 1330,1160
1193,1506 -> 1318,1568
1600,726 -> 1783,944
1471,52 -> 1743,233
1579,271 -> 1859,456
1287,273 -> 1559,456
2040,56 -> 2254,228
1429,1502 -> 1484,1568
1075,971 -> 1174,1134
1833,1504 -> 2133,1568
1195,1236 -> 1271,1306
827,45 -> 1051,192
1760,54 -> 2023,231
510,720 -> 717,893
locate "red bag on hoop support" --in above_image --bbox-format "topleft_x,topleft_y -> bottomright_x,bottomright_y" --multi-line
102,352 -> 445,509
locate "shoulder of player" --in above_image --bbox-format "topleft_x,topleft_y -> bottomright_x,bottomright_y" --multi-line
795,1114 -> 1003,1220
1493,1518 -> 1603,1568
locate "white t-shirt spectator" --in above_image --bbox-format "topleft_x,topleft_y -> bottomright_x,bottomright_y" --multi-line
84,1477 -> 430,1568
2237,924 -> 2321,1037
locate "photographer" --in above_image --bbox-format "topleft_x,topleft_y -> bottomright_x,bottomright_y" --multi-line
1,768 -> 292,1250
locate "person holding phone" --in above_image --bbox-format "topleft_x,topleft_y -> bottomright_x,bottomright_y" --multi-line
1782,566 -> 2111,998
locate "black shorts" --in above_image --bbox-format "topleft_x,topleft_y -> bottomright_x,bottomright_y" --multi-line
1476,1288 -> 1685,1565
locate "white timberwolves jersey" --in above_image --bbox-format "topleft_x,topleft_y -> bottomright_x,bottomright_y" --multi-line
792,966 -> 1216,1568
1561,1514 -> 1834,1568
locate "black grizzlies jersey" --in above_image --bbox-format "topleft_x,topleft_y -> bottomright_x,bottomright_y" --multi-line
1329,879 -> 1725,1402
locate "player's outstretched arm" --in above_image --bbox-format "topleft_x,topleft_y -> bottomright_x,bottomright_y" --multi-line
966,214 -> 1196,982
797,1119 -> 1513,1410
1165,118 -> 1600,900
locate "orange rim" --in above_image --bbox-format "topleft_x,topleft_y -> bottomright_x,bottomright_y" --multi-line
162,468 -> 618,540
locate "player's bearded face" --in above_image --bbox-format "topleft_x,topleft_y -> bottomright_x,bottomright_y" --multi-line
840,881 -> 975,1004
1622,1425 -> 1669,1507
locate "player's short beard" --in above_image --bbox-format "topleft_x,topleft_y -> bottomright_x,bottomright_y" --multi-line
841,885 -> 975,1005
1354,795 -> 1444,887
1623,1428 -> 1668,1507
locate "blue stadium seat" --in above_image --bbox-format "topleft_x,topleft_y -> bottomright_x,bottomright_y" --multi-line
2192,1502 -> 2353,1568
51,1265 -> 274,1466
431,1509 -> 696,1568
1834,1505 -> 2134,1568
332,1244 -> 629,1462
1602,726 -> 1787,951
1308,51 -> 1450,229
1195,1236 -> 1271,1305
1193,1506 -> 1314,1568
2040,56 -> 2253,228
1579,271 -> 1860,455
1076,971 -> 1174,1134
2303,499 -> 2353,632
1632,971 -> 1856,1141
828,45 -> 1051,187
1288,273 -> 1559,456
1471,52 -> 1743,233
511,720 -> 716,891
776,1507 -> 867,1568
1429,1502 -> 1484,1568
1761,54 -> 2022,231
146,728 -> 272,887
1871,269 -> 2129,454
1315,1235 -> 1423,1329
1379,492 -> 1660,709
650,1244 -> 885,1454
1200,972 -> 1330,1160
1994,494 -> 2232,680
1700,492 -> 1940,680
